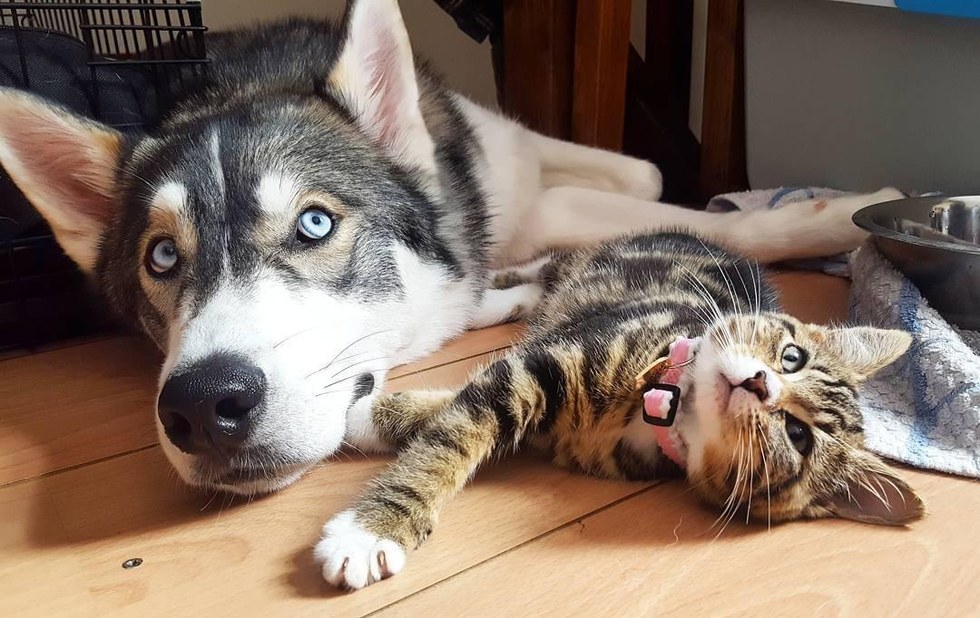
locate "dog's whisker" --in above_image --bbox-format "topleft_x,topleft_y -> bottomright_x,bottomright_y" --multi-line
315,364 -> 389,396
304,329 -> 394,379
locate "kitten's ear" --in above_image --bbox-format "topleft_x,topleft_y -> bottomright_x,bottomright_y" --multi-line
329,0 -> 437,178
0,89 -> 122,273
827,453 -> 924,526
823,327 -> 912,381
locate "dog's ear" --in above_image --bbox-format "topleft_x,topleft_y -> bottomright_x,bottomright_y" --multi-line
0,89 -> 122,273
329,0 -> 437,180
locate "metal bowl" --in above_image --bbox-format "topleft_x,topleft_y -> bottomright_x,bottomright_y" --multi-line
853,195 -> 980,331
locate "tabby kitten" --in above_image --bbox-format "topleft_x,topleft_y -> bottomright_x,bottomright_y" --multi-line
316,232 -> 922,590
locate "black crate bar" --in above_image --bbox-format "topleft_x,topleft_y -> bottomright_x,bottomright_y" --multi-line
0,0 -> 207,352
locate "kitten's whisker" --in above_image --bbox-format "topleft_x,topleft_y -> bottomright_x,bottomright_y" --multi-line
731,256 -> 757,343
698,239 -> 743,344
746,423 -> 756,525
862,475 -> 892,509
754,261 -> 763,327
713,426 -> 747,536
715,434 -> 746,539
878,475 -> 907,507
328,349 -> 373,370
675,262 -> 735,349
340,439 -> 369,459
200,490 -> 219,512
757,425 -> 773,530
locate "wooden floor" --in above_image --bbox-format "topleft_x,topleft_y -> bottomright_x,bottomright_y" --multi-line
1,272 -> 978,617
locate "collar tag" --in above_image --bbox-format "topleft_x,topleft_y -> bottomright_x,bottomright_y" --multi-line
642,383 -> 680,427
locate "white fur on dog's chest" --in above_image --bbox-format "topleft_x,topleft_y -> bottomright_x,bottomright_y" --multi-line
385,243 -> 475,364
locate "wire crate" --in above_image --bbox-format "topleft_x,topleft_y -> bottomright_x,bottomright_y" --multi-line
0,0 -> 208,353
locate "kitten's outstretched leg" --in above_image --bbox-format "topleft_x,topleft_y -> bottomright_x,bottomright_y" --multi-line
317,353 -> 561,589
317,386 -> 500,589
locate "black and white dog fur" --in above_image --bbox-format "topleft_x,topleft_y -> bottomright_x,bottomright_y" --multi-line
0,0 -> 899,589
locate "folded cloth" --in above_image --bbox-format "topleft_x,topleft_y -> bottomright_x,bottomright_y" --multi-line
849,242 -> 980,478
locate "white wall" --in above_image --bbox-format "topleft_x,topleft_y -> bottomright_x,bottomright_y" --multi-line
201,0 -> 498,107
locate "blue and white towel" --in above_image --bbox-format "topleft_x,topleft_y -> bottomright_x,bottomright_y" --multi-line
850,242 -> 980,478
707,186 -> 979,475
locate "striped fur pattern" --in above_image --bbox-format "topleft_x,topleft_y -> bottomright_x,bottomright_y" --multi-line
317,232 -> 923,589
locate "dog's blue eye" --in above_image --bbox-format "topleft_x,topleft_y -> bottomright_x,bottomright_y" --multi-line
148,238 -> 178,275
297,208 -> 334,242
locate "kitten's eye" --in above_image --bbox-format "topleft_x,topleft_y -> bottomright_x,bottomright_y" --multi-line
147,238 -> 178,275
297,207 -> 334,242
784,413 -> 813,455
781,344 -> 807,373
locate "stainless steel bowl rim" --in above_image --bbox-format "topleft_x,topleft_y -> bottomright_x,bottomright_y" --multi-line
853,196 -> 980,256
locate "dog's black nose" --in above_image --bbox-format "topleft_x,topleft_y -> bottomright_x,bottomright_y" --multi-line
157,354 -> 266,454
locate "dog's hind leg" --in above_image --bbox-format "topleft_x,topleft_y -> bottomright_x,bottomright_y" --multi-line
529,132 -> 663,201
506,186 -> 903,264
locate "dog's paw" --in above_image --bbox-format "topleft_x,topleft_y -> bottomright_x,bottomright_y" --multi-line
825,187 -> 903,221
626,160 -> 664,201
314,511 -> 407,590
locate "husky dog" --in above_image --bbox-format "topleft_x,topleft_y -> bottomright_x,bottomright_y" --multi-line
0,0 -> 895,548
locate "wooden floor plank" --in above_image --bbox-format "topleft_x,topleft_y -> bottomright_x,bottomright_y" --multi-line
0,348 -> 646,616
0,324 -> 522,487
0,336 -> 160,487
770,271 -> 850,324
1,442 -> 645,616
5,272 -> 974,617
380,469 -> 980,617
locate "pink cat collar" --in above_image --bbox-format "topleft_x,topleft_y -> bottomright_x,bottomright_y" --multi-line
641,337 -> 696,469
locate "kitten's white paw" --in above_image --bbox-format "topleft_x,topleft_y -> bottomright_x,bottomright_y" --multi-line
314,511 -> 406,590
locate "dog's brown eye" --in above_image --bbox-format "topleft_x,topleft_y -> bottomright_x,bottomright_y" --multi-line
781,344 -> 807,373
784,412 -> 812,455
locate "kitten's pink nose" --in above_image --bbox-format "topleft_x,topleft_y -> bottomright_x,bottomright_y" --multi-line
735,371 -> 769,402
